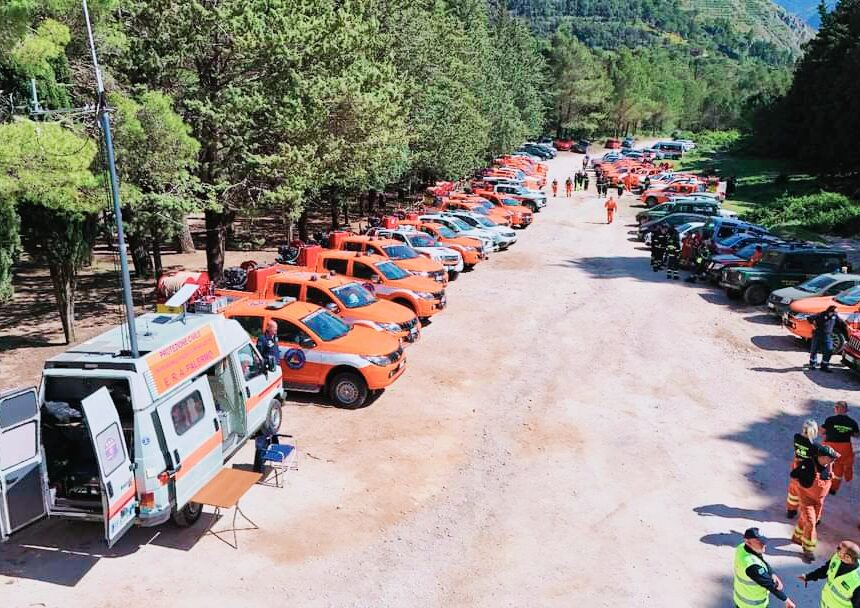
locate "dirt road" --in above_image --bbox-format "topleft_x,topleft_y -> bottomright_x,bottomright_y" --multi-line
3,152 -> 860,607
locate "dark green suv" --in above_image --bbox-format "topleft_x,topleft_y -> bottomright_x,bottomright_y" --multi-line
719,247 -> 849,305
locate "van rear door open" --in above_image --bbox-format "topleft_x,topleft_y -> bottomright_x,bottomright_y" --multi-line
80,387 -> 136,547
0,388 -> 47,541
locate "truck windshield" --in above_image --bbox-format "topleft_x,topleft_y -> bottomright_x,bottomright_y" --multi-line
376,261 -> 410,280
501,198 -> 521,207
382,245 -> 418,260
449,218 -> 472,230
798,275 -> 838,293
408,233 -> 437,248
436,225 -> 458,238
835,287 -> 860,306
474,216 -> 497,228
332,283 -> 376,308
302,309 -> 350,341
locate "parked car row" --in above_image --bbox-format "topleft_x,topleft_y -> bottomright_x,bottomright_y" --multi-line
633,196 -> 860,368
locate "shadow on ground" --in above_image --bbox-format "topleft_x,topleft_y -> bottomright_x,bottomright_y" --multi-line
698,397 -> 860,607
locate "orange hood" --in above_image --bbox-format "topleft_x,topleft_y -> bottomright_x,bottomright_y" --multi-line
324,324 -> 401,357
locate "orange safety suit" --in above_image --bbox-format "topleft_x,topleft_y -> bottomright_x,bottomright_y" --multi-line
605,197 -> 618,224
787,433 -> 815,514
551,181 -> 558,197
824,441 -> 853,493
565,179 -> 573,197
791,461 -> 833,555
623,174 -> 633,192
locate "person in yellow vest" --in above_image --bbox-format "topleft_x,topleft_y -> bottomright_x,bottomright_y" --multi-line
734,528 -> 797,608
798,540 -> 860,607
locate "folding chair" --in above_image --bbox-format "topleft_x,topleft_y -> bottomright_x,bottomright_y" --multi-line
255,433 -> 298,488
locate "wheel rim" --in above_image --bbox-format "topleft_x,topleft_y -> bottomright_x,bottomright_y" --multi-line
335,380 -> 359,404
833,333 -> 846,353
269,404 -> 282,429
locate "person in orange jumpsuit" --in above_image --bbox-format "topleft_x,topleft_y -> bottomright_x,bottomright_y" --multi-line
787,419 -> 819,518
565,176 -> 573,197
822,400 -> 859,495
551,179 -> 558,197
749,245 -> 764,266
791,444 -> 839,562
623,173 -> 633,193
605,196 -> 618,224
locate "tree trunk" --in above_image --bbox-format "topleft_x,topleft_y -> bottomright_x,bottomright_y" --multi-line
205,209 -> 233,283
330,198 -> 339,230
127,231 -> 152,278
151,230 -> 163,277
175,216 -> 196,253
49,261 -> 76,344
298,209 -> 309,242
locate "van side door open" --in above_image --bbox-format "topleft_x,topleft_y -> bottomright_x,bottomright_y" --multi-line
155,377 -> 222,510
80,387 -> 136,547
0,388 -> 47,541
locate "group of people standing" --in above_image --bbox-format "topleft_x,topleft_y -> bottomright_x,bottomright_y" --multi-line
733,401 -> 860,608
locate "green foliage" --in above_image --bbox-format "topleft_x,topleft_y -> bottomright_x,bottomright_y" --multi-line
546,30 -> 610,136
744,192 -> 860,235
753,0 -> 860,175
0,119 -> 101,341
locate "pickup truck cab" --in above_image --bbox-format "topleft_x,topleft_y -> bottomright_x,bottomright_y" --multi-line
366,227 -> 464,277
720,247 -> 849,305
223,298 -> 405,409
443,210 -> 517,249
217,267 -> 421,343
641,182 -> 703,207
404,221 -> 486,269
337,235 -> 447,285
783,286 -> 860,354
315,251 -> 446,321
768,273 -> 860,317
0,311 -> 284,546
706,218 -> 771,251
638,213 -> 710,241
438,196 -> 513,227
472,191 -> 533,228
480,183 -> 546,212
419,213 -> 500,252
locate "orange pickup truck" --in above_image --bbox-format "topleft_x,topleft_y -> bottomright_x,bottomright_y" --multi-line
315,250 -> 447,322
471,191 -> 533,228
336,235 -> 447,285
216,266 -> 421,344
222,298 -> 406,409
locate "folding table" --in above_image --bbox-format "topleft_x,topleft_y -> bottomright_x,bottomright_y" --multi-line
191,468 -> 262,549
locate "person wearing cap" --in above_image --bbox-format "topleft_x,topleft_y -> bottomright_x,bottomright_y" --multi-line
787,419 -> 820,519
823,400 -> 860,495
791,443 -> 839,562
809,304 -> 840,371
733,528 -> 796,608
798,540 -> 860,607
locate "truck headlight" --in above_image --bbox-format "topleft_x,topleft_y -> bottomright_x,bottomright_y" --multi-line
377,322 -> 401,332
361,354 -> 390,366
415,291 -> 436,300
781,297 -> 792,304
412,270 -> 430,277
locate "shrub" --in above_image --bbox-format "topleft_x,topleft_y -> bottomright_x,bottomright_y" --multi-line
744,192 -> 860,236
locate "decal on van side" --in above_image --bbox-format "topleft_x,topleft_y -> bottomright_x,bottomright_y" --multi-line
144,325 -> 221,396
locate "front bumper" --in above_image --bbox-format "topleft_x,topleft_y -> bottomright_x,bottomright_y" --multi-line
843,348 -> 860,373
782,313 -> 812,340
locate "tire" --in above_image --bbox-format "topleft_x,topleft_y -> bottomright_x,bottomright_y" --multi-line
172,501 -> 203,527
645,196 -> 657,207
832,331 -> 847,355
262,399 -> 282,435
464,264 -> 475,272
328,372 -> 368,410
743,284 -> 769,306
726,289 -> 741,300
526,202 -> 538,213
448,271 -> 459,281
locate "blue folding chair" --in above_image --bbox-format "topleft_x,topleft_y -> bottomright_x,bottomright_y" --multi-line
254,433 -> 297,488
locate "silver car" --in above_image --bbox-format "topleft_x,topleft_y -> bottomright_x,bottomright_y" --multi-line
419,214 -> 500,252
443,210 -> 517,249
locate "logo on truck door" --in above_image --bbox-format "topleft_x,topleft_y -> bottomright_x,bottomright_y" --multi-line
284,348 -> 306,370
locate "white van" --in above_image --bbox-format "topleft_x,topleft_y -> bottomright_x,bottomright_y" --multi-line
0,311 -> 283,546
654,141 -> 685,159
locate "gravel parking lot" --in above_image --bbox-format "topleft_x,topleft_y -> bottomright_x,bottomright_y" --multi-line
3,151 -> 860,607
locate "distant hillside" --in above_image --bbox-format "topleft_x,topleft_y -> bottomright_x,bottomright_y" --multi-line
684,0 -> 814,53
507,0 -> 812,63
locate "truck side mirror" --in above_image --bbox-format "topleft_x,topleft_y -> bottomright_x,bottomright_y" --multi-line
371,274 -> 381,284
325,302 -> 341,314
